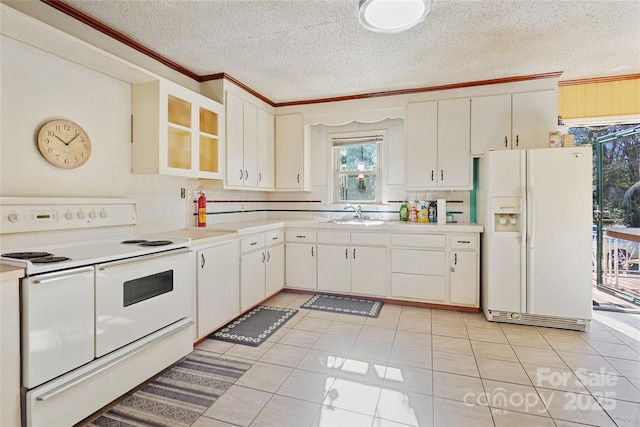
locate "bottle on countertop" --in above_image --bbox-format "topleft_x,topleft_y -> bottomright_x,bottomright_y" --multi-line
428,201 -> 437,223
399,202 -> 409,221
408,201 -> 418,222
418,201 -> 428,222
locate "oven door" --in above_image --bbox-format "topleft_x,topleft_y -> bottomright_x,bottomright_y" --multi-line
95,248 -> 191,357
22,266 -> 95,389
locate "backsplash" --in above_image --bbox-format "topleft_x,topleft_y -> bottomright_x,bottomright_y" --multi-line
188,188 -> 471,227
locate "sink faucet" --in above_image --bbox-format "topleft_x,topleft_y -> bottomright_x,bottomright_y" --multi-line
345,204 -> 363,220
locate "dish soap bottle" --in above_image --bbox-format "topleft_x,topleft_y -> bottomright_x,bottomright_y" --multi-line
408,201 -> 418,222
399,203 -> 409,221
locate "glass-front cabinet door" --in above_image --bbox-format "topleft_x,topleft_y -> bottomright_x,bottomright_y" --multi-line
132,79 -> 224,179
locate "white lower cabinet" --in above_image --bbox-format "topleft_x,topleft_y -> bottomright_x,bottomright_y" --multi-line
350,246 -> 387,296
271,228 -> 480,308
285,230 -> 317,289
448,234 -> 479,307
240,248 -> 266,312
317,231 -> 387,297
265,243 -> 285,297
391,249 -> 446,302
196,239 -> 240,340
240,231 -> 284,311
317,245 -> 350,292
390,232 -> 479,307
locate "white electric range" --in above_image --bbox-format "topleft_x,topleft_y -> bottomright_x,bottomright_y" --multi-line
0,197 -> 195,427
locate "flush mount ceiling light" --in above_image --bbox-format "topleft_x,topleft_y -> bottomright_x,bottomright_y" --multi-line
358,0 -> 432,33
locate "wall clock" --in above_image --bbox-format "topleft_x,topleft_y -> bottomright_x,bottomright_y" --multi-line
37,119 -> 92,169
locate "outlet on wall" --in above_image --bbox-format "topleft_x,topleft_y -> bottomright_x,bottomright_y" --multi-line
180,188 -> 186,199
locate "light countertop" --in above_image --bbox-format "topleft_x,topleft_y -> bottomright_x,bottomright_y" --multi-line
1,264 -> 25,282
203,219 -> 483,235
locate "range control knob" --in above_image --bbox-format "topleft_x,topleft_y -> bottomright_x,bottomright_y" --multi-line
65,211 -> 73,220
8,213 -> 19,222
77,211 -> 85,220
89,211 -> 97,219
99,210 -> 107,219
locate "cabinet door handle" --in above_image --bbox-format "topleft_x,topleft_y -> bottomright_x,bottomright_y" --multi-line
311,246 -> 314,257
504,136 -> 508,148
353,248 -> 356,259
516,135 -> 519,147
250,241 -> 258,246
454,253 -> 458,265
262,252 -> 266,263
266,251 -> 271,262
440,170 -> 444,181
201,254 -> 205,269
258,172 -> 262,182
297,173 -> 300,183
239,169 -> 244,180
345,248 -> 348,259
296,235 -> 306,239
245,170 -> 249,180
272,236 -> 279,241
457,240 -> 471,244
431,170 -> 434,181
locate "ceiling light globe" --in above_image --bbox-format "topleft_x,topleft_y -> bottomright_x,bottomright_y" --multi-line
358,0 -> 432,33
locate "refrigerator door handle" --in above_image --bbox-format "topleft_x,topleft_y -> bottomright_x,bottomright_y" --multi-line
521,151 -> 529,314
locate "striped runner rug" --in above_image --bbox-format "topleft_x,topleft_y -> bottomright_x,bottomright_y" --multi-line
86,350 -> 251,427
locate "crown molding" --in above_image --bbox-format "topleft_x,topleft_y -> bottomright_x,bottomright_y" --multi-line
41,1 -> 566,108
558,73 -> 640,86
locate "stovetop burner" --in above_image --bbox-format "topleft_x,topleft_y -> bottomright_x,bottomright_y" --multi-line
3,252 -> 53,260
31,256 -> 71,263
138,240 -> 173,246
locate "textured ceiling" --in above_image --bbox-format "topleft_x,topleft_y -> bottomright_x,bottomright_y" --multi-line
58,0 -> 640,103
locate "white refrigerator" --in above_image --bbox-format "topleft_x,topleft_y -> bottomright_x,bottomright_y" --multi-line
477,147 -> 593,331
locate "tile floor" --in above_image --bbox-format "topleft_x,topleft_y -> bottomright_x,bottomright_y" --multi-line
190,292 -> 638,426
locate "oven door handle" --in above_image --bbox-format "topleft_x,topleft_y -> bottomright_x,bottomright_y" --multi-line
97,248 -> 191,271
31,266 -> 94,284
34,319 -> 194,401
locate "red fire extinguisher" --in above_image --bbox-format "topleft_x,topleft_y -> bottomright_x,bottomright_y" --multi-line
197,192 -> 206,227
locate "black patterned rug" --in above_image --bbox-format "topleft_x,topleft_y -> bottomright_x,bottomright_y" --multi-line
209,305 -> 298,347
301,294 -> 384,318
87,351 -> 251,427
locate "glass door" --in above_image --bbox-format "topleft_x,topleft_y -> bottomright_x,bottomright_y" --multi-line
570,124 -> 640,307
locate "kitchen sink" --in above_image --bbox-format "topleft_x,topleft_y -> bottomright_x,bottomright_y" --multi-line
319,219 -> 391,225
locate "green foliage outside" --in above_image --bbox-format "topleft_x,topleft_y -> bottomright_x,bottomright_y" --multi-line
570,124 -> 640,227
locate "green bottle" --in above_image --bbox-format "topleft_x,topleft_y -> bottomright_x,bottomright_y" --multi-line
399,203 -> 409,221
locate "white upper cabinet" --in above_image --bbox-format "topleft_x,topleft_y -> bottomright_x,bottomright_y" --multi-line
471,90 -> 557,155
406,98 -> 472,190
275,113 -> 311,191
257,108 -> 275,189
132,79 -> 224,179
225,91 -> 274,190
511,90 -> 558,150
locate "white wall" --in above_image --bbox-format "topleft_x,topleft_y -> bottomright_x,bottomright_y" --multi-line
0,35 -> 189,232
0,35 -> 131,197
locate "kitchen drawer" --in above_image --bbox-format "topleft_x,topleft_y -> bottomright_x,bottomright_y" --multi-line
449,235 -> 478,249
318,231 -> 350,244
391,249 -> 445,276
265,230 -> 284,246
391,233 -> 445,249
286,231 -> 317,242
391,273 -> 445,302
241,235 -> 265,253
351,232 -> 387,246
